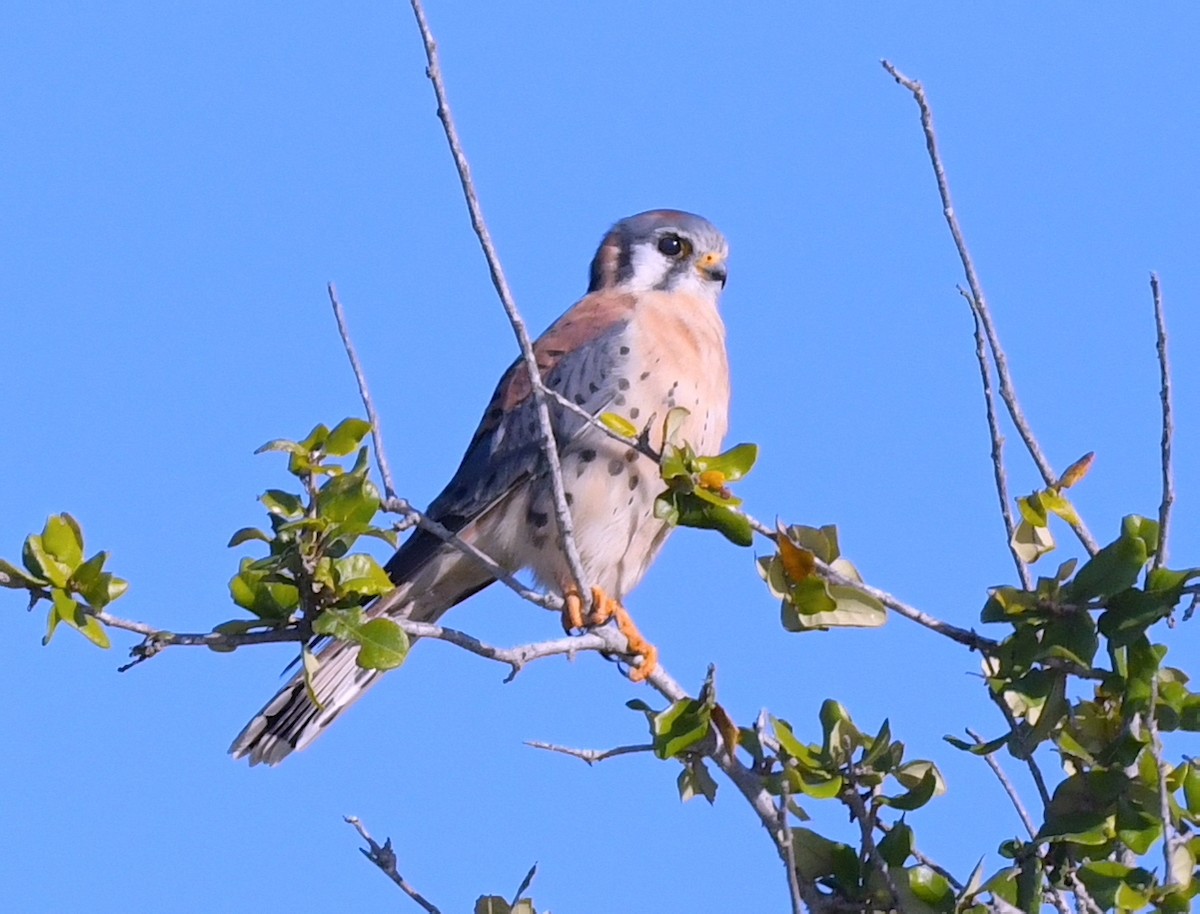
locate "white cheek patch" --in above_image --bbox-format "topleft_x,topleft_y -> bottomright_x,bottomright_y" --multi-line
625,245 -> 670,292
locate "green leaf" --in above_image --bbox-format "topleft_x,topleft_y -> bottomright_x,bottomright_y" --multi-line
254,438 -> 306,455
819,700 -> 861,768
24,535 -> 70,587
42,514 -> 84,569
790,827 -> 860,889
877,820 -> 912,867
694,443 -> 758,482
943,732 -> 1008,756
1039,488 -> 1081,527
227,527 -> 270,547
652,698 -> 710,759
1067,517 -> 1153,602
1037,769 -> 1126,843
664,493 -> 753,546
882,766 -> 940,811
1099,588 -> 1174,647
599,412 -> 638,438
1011,519 -> 1055,564
313,606 -> 365,641
677,758 -> 718,804
894,865 -> 955,913
298,423 -> 331,452
1036,611 -> 1098,667
661,406 -> 691,445
317,474 -> 381,525
45,590 -> 110,649
333,554 -> 394,599
354,618 -> 409,671
325,418 -> 372,457
0,557 -> 45,589
261,489 -> 305,519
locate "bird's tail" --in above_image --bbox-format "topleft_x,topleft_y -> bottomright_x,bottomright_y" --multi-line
230,530 -> 496,765
228,633 -> 386,766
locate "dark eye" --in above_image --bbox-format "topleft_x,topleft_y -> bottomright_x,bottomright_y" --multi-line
657,234 -> 684,257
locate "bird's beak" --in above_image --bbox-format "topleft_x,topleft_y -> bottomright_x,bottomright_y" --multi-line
696,251 -> 728,287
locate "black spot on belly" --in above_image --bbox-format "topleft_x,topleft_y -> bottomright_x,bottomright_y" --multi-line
589,382 -> 599,394
624,449 -> 637,462
614,394 -> 626,406
565,492 -> 574,506
629,407 -> 640,419
528,510 -> 549,528
580,448 -> 597,463
608,458 -> 624,476
640,371 -> 651,380
532,534 -> 548,550
574,393 -> 586,405
617,378 -> 630,391
619,345 -> 630,356
628,475 -> 639,490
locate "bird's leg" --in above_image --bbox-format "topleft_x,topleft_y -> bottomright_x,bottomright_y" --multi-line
580,586 -> 659,683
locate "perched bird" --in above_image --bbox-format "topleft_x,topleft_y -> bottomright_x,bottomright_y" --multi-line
231,210 -> 732,765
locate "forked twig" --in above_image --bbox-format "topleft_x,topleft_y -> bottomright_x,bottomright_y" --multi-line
524,741 -> 654,766
881,59 -> 1098,557
345,816 -> 443,914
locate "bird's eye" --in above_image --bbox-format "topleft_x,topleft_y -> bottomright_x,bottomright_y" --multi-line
657,234 -> 684,257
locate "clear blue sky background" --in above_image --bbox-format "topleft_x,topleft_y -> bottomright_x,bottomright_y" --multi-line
3,3 -> 1198,911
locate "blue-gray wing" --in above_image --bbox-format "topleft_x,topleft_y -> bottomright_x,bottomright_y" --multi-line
384,290 -> 636,583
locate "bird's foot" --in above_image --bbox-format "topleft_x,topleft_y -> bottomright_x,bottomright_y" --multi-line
562,586 -> 658,683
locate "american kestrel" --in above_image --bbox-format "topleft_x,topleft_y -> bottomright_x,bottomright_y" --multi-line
231,210 -> 731,765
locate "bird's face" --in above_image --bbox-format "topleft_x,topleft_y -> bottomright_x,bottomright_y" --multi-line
588,210 -> 729,303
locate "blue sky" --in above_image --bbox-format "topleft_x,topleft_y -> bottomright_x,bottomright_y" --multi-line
3,2 -> 1198,911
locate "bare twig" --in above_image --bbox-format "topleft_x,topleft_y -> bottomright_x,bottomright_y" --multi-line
967,728 -> 1037,838
408,0 -> 590,609
777,776 -> 804,914
881,59 -> 1098,557
524,740 -> 654,766
963,288 -> 1032,589
1150,272 -> 1174,571
1148,676 -> 1181,886
345,816 -> 442,914
327,282 -> 401,502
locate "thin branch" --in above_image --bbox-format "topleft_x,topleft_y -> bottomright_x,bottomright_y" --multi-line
92,606 -> 620,681
1148,676 -> 1181,887
344,816 -> 442,914
524,741 -> 654,766
408,0 -> 590,609
967,729 -> 1037,838
327,282 -> 400,501
963,288 -> 1032,589
881,59 -> 1098,557
967,730 -> 1073,914
1150,272 -> 1174,571
777,776 -> 804,914
843,787 -> 903,910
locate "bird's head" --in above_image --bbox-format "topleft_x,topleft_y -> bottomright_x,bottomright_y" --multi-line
588,210 -> 729,301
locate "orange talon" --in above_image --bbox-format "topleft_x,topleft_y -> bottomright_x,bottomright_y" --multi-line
562,587 -> 586,633
563,586 -> 659,682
